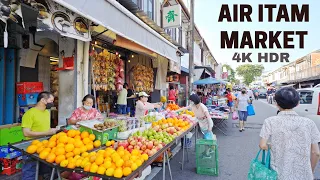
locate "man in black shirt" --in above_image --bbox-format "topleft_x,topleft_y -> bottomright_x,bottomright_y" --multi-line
127,85 -> 136,117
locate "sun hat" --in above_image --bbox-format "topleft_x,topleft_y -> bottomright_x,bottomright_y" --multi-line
138,92 -> 149,97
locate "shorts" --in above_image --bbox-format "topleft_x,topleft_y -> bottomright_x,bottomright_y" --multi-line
117,105 -> 127,114
238,111 -> 248,121
227,101 -> 233,107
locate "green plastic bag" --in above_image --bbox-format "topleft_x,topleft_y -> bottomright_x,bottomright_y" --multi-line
248,149 -> 278,180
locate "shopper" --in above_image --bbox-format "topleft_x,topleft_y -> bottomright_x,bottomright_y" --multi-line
259,87 -> 320,180
135,92 -> 162,119
127,84 -> 136,117
168,85 -> 176,103
21,91 -> 58,180
68,94 -> 103,125
117,83 -> 128,114
235,87 -> 251,132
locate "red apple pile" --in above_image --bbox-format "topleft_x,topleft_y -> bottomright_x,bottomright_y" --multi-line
118,136 -> 165,157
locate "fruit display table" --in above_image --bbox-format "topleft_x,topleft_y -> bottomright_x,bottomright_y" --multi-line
9,124 -> 196,180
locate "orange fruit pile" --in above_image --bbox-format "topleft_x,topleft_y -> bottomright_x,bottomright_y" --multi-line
166,103 -> 180,111
153,117 -> 191,131
26,130 -> 102,168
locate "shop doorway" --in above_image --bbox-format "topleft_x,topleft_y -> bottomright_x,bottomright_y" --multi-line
19,37 -> 60,127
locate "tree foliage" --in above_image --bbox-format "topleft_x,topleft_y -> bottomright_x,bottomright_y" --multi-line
222,64 -> 237,84
236,64 -> 264,86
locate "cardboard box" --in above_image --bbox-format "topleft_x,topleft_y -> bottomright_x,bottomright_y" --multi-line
0,124 -> 25,146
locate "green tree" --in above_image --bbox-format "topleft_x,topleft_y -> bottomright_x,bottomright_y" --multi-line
222,64 -> 237,84
236,64 -> 264,86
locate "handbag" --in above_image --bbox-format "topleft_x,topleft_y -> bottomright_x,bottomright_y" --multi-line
247,104 -> 255,116
248,149 -> 277,180
232,111 -> 238,120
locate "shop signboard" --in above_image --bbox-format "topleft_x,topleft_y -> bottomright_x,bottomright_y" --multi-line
163,5 -> 182,29
0,0 -> 91,42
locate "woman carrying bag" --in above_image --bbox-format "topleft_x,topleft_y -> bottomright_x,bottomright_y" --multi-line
258,87 -> 320,180
234,87 -> 252,132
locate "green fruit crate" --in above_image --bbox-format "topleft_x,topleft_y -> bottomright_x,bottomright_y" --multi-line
196,139 -> 219,176
79,126 -> 118,145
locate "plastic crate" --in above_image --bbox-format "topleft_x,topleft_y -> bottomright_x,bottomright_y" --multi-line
196,139 -> 219,176
79,126 -> 119,145
0,124 -> 25,146
16,82 -> 43,94
17,93 -> 39,106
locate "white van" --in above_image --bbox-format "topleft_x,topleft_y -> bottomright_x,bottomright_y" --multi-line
295,88 -> 320,129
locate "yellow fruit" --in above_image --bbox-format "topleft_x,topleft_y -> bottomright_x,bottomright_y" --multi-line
74,140 -> 83,148
114,168 -> 123,178
81,160 -> 90,168
55,147 -> 65,156
86,143 -> 94,151
82,152 -> 89,157
31,140 -> 40,145
37,146 -> 45,154
59,137 -> 68,144
104,157 -> 112,163
103,160 -> 112,169
118,150 -> 125,157
81,131 -> 89,139
47,141 -> 56,148
67,129 -> 76,138
60,160 -> 68,167
131,163 -> 138,171
42,140 -> 49,145
97,166 -> 106,175
106,141 -> 112,147
74,155 -> 81,161
97,150 -> 105,155
131,149 -> 140,156
89,134 -> 95,141
123,160 -> 133,168
141,154 -> 148,161
51,147 -> 57,154
55,155 -> 66,164
73,148 -> 81,156
135,159 -> 142,167
80,146 -> 87,153
68,137 -> 75,145
74,135 -> 81,140
46,153 -> 56,163
36,142 -> 43,147
123,167 -> 132,176
26,145 -> 37,154
110,162 -> 117,169
105,167 -> 115,176
39,151 -> 50,159
57,143 -> 65,148
65,144 -> 75,153
75,130 -> 81,136
93,140 -> 101,148
95,156 -> 104,166
67,161 -> 76,169
110,140 -> 115,145
75,159 -> 83,167
122,155 -> 130,161
115,159 -> 124,167
130,155 -> 138,162
83,163 -> 91,172
90,163 -> 99,173
89,155 -> 97,163
82,138 -> 91,145
66,152 -> 74,158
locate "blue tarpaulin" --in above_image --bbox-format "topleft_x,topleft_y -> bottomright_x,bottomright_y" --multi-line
193,77 -> 228,85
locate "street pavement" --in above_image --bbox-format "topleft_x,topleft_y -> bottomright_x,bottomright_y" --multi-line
151,99 -> 320,180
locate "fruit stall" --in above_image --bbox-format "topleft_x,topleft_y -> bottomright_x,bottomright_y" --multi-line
8,110 -> 197,180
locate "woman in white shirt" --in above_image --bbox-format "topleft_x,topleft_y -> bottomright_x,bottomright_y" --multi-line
135,92 -> 162,119
235,87 -> 251,132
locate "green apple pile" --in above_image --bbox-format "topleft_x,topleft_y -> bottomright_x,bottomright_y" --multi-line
132,129 -> 174,145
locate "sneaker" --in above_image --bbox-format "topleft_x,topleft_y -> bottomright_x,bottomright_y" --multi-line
239,129 -> 243,132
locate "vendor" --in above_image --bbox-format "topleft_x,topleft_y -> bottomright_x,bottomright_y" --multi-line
168,85 -> 176,103
135,92 -> 162,119
21,91 -> 58,180
68,94 -> 103,125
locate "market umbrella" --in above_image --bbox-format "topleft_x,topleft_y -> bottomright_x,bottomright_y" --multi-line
193,77 -> 227,85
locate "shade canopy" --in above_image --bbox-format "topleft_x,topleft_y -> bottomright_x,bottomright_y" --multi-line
193,77 -> 227,85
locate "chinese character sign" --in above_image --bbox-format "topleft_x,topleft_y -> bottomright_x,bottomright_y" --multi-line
163,5 -> 182,28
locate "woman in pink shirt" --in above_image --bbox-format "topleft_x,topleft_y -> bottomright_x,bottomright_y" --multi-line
135,92 -> 162,119
68,94 -> 103,125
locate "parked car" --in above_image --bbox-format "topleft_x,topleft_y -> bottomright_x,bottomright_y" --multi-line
295,88 -> 320,130
258,89 -> 267,98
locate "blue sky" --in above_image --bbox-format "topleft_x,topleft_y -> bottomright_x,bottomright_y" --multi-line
183,0 -> 320,72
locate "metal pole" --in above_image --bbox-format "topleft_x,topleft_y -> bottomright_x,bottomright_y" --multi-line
188,0 -> 194,101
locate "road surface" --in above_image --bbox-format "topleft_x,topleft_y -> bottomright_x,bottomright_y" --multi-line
149,99 -> 320,180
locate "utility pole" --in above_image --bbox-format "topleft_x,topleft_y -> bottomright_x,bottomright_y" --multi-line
188,0 -> 194,101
